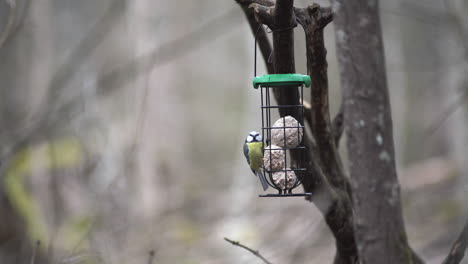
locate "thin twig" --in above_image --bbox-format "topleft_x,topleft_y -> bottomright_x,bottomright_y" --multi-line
422,0 -> 468,139
224,237 -> 273,264
148,250 -> 156,264
30,240 -> 40,264
425,90 -> 468,138
442,219 -> 468,264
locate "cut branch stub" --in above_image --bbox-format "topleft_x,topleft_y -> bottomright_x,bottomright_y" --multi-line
249,2 -> 296,32
295,4 -> 332,29
309,4 -> 333,28
249,3 -> 274,27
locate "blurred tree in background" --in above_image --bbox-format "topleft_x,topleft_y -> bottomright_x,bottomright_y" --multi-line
0,0 -> 467,263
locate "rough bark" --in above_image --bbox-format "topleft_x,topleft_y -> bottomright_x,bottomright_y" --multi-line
295,5 -> 356,263
329,0 -> 422,263
332,101 -> 344,147
295,4 -> 347,194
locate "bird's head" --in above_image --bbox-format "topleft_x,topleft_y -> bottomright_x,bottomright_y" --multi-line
246,131 -> 262,143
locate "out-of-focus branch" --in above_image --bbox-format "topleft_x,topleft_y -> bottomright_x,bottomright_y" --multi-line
423,0 -> 468,138
425,91 -> 468,138
98,7 -> 243,90
442,219 -> 468,264
0,0 -> 31,49
0,0 -> 127,175
224,237 -> 273,264
46,0 -> 126,103
443,0 -> 468,60
0,6 -> 242,174
0,0 -> 16,49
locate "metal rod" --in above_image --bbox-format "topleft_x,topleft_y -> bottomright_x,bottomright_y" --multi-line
262,125 -> 305,130
259,193 -> 312,197
261,105 -> 304,108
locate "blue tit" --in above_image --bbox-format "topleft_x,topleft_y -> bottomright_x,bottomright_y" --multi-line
244,131 -> 269,191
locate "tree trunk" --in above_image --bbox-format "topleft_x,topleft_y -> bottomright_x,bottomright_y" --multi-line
329,0 -> 421,263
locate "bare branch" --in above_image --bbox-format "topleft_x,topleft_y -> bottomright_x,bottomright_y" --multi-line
0,0 -> 16,49
425,87 -> 468,139
296,4 -> 348,197
443,0 -> 468,60
224,237 -> 273,264
442,219 -> 468,264
296,5 -> 357,263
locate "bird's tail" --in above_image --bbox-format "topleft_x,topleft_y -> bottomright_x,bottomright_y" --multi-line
256,171 -> 269,191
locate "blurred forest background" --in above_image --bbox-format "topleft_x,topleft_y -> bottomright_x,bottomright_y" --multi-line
0,0 -> 467,263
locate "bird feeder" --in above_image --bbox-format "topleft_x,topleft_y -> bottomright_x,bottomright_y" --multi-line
253,74 -> 312,197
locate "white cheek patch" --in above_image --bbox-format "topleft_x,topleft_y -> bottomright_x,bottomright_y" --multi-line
257,135 -> 263,141
246,136 -> 253,142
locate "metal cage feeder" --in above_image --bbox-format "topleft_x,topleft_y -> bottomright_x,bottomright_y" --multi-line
253,74 -> 312,197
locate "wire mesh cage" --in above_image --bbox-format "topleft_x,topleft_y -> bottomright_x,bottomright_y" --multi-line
253,74 -> 312,197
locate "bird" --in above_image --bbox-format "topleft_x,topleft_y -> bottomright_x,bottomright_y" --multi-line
243,131 -> 269,191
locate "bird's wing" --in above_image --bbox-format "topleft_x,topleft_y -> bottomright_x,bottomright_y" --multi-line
243,143 -> 250,163
256,170 -> 269,191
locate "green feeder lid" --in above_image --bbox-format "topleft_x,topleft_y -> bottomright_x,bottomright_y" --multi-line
252,74 -> 311,88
